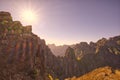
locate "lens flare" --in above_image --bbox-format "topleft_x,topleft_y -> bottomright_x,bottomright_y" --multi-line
21,9 -> 38,25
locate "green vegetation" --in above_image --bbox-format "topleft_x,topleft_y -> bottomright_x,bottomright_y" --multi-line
28,68 -> 39,79
7,26 -> 12,31
0,20 -> 8,25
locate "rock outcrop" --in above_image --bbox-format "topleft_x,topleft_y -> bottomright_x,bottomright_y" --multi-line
74,42 -> 95,60
47,35 -> 120,80
66,66 -> 120,80
0,11 -> 47,80
0,11 -> 12,22
72,36 -> 120,77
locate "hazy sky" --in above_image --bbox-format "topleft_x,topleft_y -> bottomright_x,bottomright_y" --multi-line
0,0 -> 120,45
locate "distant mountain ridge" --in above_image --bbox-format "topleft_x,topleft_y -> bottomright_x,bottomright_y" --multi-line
48,35 -> 120,57
48,44 -> 69,56
47,35 -> 120,79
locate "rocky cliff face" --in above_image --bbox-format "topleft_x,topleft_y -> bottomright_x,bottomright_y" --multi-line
68,36 -> 120,78
0,11 -> 47,80
0,11 -> 120,80
74,42 -> 96,60
0,11 -> 12,22
46,36 -> 120,80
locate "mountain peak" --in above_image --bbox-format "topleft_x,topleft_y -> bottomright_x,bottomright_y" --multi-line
65,47 -> 75,59
0,11 -> 12,22
0,11 -> 33,36
0,11 -> 47,80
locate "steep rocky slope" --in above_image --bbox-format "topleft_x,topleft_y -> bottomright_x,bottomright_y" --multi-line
0,11 -> 48,80
47,35 -> 120,79
69,36 -> 120,78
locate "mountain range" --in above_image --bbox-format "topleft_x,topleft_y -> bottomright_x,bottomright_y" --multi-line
0,11 -> 120,80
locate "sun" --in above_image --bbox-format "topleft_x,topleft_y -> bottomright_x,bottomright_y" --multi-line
20,9 -> 38,25
22,10 -> 35,22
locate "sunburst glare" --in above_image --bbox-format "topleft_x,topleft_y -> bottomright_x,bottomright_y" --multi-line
21,9 -> 38,25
